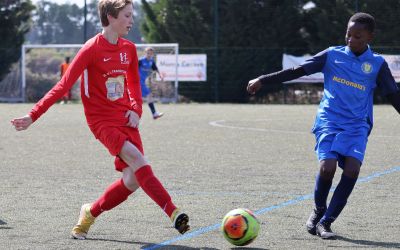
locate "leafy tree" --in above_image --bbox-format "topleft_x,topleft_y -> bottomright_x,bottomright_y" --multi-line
140,0 -> 170,42
302,0 -> 355,53
114,0 -> 400,103
357,0 -> 400,50
27,0 -> 144,44
0,0 -> 35,81
217,0 -> 308,102
141,0 -> 308,102
29,1 -> 86,43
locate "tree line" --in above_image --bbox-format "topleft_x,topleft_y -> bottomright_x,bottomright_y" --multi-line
2,0 -> 400,102
140,0 -> 400,102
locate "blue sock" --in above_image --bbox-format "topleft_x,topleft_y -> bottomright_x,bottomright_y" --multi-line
314,173 -> 332,212
148,102 -> 156,114
321,174 -> 357,224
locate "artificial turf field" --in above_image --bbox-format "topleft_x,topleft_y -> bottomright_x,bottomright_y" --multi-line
1,103 -> 399,249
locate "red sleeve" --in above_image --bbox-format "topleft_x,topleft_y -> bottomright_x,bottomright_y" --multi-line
29,44 -> 93,122
127,45 -> 143,117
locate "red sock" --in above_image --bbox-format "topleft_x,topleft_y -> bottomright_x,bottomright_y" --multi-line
135,165 -> 176,217
90,178 -> 133,217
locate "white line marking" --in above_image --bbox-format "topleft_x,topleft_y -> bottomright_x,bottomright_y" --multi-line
209,120 -> 309,135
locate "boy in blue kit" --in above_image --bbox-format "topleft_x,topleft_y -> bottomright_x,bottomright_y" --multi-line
139,47 -> 164,119
247,12 -> 400,239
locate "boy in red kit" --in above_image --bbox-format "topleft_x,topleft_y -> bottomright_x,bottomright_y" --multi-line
10,0 -> 190,240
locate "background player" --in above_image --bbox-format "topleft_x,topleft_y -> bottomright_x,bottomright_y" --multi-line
60,56 -> 71,104
247,12 -> 400,239
139,46 -> 164,119
11,0 -> 189,240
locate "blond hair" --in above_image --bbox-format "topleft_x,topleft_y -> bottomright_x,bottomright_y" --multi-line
145,47 -> 155,52
98,0 -> 133,27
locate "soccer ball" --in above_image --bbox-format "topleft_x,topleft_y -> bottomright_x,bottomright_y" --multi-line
221,208 -> 260,246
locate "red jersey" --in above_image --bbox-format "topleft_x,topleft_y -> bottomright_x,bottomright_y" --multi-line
29,34 -> 142,133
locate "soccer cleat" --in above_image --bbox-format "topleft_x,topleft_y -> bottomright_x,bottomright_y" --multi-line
316,221 -> 336,239
306,208 -> 325,235
71,203 -> 95,240
171,209 -> 190,234
153,112 -> 164,120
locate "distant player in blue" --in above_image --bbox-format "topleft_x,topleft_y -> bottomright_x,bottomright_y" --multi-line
247,12 -> 400,239
139,47 -> 164,119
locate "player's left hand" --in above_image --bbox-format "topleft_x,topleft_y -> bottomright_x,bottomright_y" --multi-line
247,78 -> 262,95
125,110 -> 140,128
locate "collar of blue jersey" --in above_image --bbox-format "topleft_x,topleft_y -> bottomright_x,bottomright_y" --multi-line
345,45 -> 373,60
140,56 -> 152,61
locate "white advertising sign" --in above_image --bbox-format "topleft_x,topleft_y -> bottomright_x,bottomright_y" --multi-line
157,54 -> 207,81
282,54 -> 324,83
382,54 -> 400,82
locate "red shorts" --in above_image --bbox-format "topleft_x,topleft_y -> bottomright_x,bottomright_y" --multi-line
96,126 -> 144,172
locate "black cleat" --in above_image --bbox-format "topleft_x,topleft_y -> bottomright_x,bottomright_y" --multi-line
316,221 -> 336,239
173,212 -> 190,234
306,209 -> 325,235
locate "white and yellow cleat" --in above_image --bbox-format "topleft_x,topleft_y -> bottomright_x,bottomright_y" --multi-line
71,203 -> 95,240
170,209 -> 190,234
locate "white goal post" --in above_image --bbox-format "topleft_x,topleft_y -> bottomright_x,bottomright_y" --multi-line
17,43 -> 179,103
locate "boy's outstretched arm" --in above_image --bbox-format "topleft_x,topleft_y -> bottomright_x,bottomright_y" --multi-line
377,61 -> 400,114
386,91 -> 400,114
11,115 -> 33,131
247,66 -> 307,95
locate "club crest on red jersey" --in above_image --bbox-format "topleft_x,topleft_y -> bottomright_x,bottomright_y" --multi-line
120,52 -> 129,64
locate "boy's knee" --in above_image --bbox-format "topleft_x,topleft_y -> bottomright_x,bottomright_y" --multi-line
122,168 -> 139,191
343,157 -> 361,178
120,141 -> 149,171
343,165 -> 360,178
319,159 -> 337,179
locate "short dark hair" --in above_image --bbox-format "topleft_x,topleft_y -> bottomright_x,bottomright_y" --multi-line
349,12 -> 375,33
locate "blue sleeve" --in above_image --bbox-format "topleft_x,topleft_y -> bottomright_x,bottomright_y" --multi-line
376,61 -> 399,96
151,61 -> 158,71
300,49 -> 328,75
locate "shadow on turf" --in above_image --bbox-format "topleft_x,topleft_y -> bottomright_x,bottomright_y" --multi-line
230,248 -> 268,250
336,236 -> 400,248
142,247 -> 219,250
0,219 -> 12,230
86,238 -> 220,249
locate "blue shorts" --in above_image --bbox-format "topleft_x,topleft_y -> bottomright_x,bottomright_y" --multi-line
140,80 -> 150,97
314,129 -> 368,168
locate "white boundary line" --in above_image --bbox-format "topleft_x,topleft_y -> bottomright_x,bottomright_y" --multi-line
208,120 -> 309,135
209,119 -> 400,139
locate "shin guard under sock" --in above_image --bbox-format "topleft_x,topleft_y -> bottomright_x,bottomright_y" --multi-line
90,178 -> 133,217
321,174 -> 357,224
135,165 -> 176,217
314,173 -> 333,211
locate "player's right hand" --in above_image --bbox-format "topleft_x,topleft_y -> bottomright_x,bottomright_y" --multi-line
247,78 -> 262,95
11,115 -> 33,131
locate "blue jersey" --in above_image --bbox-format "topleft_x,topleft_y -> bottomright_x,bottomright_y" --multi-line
301,46 -> 398,134
138,56 -> 158,84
